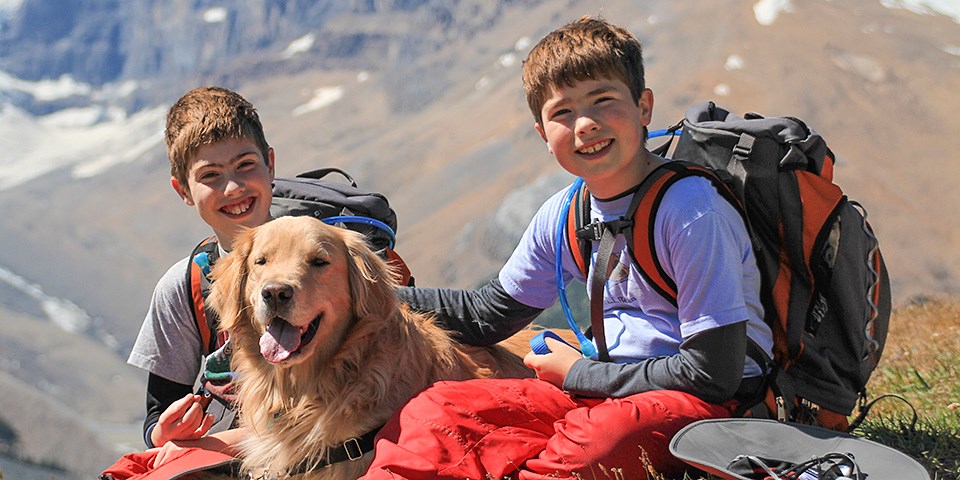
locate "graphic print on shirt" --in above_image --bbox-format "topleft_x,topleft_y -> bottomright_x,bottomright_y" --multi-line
600,238 -> 640,309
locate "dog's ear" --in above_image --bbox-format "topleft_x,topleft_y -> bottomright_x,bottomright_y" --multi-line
341,229 -> 398,320
209,228 -> 254,332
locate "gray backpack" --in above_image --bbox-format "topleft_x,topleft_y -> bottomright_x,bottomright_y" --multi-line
565,102 -> 891,429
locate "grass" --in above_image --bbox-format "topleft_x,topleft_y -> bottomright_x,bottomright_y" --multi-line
850,296 -> 960,479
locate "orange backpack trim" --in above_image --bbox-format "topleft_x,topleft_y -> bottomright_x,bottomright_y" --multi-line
385,247 -> 414,287
566,183 -> 590,277
187,236 -> 222,357
565,162 -> 746,308
190,257 -> 212,355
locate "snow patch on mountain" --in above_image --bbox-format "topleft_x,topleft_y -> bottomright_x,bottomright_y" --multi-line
283,33 -> 315,59
0,265 -> 91,334
754,0 -> 793,26
0,102 -> 164,189
0,71 -> 163,189
203,7 -> 227,23
292,86 -> 344,116
881,0 -> 960,23
0,71 -> 92,101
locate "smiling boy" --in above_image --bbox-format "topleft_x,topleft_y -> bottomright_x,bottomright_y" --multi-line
127,86 -> 275,449
362,17 -> 773,479
170,137 -> 274,250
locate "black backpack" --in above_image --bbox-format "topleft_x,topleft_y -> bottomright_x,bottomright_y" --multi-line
563,102 -> 891,430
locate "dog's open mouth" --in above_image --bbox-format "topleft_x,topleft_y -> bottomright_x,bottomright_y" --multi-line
259,315 -> 321,364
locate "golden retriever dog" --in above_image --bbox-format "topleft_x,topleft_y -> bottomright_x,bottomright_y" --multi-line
209,216 -> 538,480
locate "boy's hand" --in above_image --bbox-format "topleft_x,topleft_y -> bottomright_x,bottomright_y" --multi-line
151,393 -> 215,446
150,441 -> 190,468
151,427 -> 247,467
523,337 -> 581,388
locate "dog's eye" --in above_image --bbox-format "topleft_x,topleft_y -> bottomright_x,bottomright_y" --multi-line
310,258 -> 329,267
254,256 -> 267,266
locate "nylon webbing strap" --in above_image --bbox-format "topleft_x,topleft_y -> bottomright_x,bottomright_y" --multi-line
589,223 -> 619,363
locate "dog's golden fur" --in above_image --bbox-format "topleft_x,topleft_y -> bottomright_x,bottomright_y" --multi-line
209,216 -> 535,479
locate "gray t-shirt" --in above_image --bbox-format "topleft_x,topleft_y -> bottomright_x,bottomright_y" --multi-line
127,256 -> 205,385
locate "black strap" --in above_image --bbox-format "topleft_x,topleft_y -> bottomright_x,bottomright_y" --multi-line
573,183 -> 592,276
847,393 -> 917,432
733,339 -> 780,418
649,119 -> 684,157
589,225 -> 616,362
578,219 -> 633,363
296,167 -> 357,187
288,426 -> 381,474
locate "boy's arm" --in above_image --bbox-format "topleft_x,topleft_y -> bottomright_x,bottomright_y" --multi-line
397,279 -> 543,346
130,257 -> 210,446
562,321 -> 747,404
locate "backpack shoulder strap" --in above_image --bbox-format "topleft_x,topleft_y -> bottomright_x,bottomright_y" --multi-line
623,161 -> 746,306
558,162 -> 745,361
186,236 -> 221,356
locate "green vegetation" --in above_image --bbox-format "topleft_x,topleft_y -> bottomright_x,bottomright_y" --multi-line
851,297 -> 960,479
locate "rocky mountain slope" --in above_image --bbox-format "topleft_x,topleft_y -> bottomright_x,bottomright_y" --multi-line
0,0 -> 958,477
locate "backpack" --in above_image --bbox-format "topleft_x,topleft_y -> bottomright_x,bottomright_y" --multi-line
562,102 -> 891,430
185,167 -> 412,431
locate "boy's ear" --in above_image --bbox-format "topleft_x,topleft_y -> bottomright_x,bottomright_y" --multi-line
266,147 -> 276,179
534,122 -> 547,142
534,122 -> 552,154
171,177 -> 195,206
638,88 -> 654,126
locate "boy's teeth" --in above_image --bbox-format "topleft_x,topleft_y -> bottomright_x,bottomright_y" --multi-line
224,199 -> 252,215
579,140 -> 610,154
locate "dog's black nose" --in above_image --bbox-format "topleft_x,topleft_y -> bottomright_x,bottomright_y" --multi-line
261,282 -> 294,310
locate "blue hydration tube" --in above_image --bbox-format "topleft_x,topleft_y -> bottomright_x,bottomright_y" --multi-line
554,177 -> 597,359
647,127 -> 677,138
321,215 -> 397,250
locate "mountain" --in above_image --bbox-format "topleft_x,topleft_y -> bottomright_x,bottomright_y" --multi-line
0,0 -> 958,477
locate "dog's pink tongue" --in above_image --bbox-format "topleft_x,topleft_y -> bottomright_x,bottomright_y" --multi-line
260,319 -> 301,363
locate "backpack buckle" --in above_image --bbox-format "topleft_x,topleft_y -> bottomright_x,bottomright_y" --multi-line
576,221 -> 606,242
576,218 -> 633,242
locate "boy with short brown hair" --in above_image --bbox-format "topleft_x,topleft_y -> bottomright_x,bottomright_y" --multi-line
363,16 -> 773,479
128,86 -> 275,449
